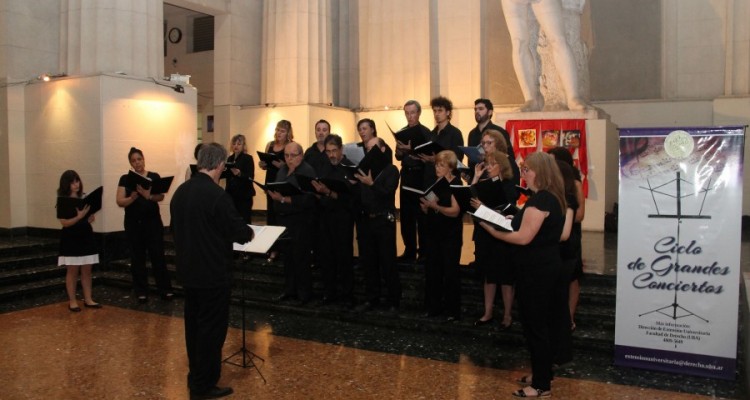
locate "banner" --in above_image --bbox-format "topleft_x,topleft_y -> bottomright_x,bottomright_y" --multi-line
505,119 -> 588,196
614,126 -> 745,380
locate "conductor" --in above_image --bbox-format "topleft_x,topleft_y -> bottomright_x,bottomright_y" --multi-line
170,142 -> 254,400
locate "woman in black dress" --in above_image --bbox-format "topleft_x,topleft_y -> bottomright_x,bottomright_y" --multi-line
480,151 -> 569,398
225,134 -> 255,223
470,150 -> 517,329
419,150 -> 463,321
259,120 -> 293,262
116,147 -> 174,303
57,170 -> 100,312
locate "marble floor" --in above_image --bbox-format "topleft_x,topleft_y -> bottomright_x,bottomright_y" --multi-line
0,302 -> 732,400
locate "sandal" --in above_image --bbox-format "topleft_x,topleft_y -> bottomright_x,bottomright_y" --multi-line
516,375 -> 532,385
512,387 -> 551,397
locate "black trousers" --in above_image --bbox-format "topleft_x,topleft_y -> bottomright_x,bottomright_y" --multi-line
278,214 -> 313,301
423,228 -> 463,317
124,217 -> 173,296
515,255 -> 569,391
319,210 -> 354,299
399,169 -> 425,257
231,197 -> 253,224
184,286 -> 230,393
358,214 -> 401,307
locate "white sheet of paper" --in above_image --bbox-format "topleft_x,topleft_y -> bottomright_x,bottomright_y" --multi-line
233,224 -> 286,254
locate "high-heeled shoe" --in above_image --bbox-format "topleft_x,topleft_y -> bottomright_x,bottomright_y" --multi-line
473,317 -> 494,327
499,319 -> 513,330
68,305 -> 82,312
84,302 -> 102,309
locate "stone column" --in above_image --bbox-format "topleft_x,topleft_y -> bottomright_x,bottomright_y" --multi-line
60,0 -> 163,77
357,0 -> 432,109
261,0 -> 333,105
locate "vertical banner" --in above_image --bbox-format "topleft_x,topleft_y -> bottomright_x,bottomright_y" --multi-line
615,126 -> 745,380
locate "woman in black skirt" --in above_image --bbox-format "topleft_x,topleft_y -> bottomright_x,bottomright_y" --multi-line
225,134 -> 256,223
57,170 -> 100,312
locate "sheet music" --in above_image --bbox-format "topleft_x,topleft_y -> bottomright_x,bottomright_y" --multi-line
343,143 -> 365,165
470,204 -> 514,231
233,224 -> 286,254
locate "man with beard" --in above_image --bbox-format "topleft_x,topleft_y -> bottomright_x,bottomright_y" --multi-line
310,134 -> 356,307
394,100 -> 432,262
467,98 -> 519,184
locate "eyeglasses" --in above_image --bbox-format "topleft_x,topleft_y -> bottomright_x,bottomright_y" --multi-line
480,140 -> 494,146
521,166 -> 531,174
284,153 -> 301,159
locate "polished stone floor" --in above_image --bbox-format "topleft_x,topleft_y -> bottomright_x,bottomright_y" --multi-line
0,229 -> 746,399
0,301 -> 734,400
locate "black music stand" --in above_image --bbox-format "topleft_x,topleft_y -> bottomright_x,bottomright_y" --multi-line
223,225 -> 286,383
637,172 -> 712,329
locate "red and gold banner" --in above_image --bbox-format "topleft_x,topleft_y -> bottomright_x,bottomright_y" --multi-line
505,119 -> 588,196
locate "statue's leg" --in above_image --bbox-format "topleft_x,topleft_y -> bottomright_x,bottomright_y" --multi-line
532,0 -> 588,111
502,0 -> 543,112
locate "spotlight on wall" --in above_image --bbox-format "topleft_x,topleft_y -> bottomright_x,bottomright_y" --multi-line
38,73 -> 67,82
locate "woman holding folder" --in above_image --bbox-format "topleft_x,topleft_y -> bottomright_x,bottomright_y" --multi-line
226,134 -> 255,223
419,150 -> 463,321
470,150 -> 517,329
259,120 -> 293,262
116,147 -> 174,303
57,170 -> 100,312
479,151 -> 569,398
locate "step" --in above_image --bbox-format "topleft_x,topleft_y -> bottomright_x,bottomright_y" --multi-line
0,264 -> 66,285
0,252 -> 59,271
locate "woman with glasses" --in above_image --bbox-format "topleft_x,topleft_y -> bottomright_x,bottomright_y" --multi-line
479,151 -> 571,398
470,150 -> 518,329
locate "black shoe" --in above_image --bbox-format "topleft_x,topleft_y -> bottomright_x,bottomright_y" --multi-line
474,317 -> 494,327
190,386 -> 233,400
446,315 -> 460,322
137,296 -> 148,304
68,305 -> 82,313
83,302 -> 102,309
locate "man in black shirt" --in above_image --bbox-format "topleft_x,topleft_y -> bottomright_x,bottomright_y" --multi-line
421,96 -> 465,191
467,98 -> 520,184
303,119 -> 331,176
394,100 -> 432,262
354,137 -> 401,312
268,142 -> 318,304
310,134 -> 356,306
170,143 -> 254,400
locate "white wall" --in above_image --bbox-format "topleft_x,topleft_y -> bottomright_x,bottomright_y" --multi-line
25,74 -> 197,233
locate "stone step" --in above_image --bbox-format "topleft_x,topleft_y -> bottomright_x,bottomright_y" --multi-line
0,276 -> 66,301
0,252 -> 59,271
0,263 -> 65,286
0,238 -> 58,258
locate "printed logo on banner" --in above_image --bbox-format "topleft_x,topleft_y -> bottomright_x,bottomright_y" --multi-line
614,126 -> 745,380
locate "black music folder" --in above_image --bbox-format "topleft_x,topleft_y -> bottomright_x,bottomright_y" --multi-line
263,181 -> 302,197
471,178 -> 508,209
294,174 -> 318,193
450,185 -> 473,212
56,186 -> 103,219
459,146 -> 484,164
386,122 -> 427,148
411,140 -> 444,156
256,151 -> 281,165
319,177 -> 350,194
401,177 -> 450,202
126,171 -> 173,194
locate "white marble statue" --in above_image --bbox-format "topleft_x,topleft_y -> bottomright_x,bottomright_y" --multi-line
502,0 -> 589,112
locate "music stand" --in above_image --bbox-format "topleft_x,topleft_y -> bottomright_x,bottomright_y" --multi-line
223,225 -> 286,382
637,172 -> 712,328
